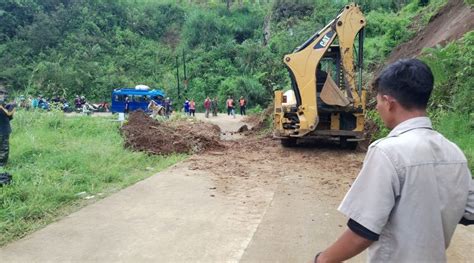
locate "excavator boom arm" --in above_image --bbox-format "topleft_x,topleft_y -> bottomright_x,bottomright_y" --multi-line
282,4 -> 366,136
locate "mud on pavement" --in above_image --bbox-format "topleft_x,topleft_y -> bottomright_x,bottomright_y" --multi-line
123,110 -> 364,202
188,135 -> 364,205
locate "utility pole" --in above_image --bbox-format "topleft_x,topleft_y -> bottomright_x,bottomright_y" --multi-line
183,49 -> 188,94
176,55 -> 180,100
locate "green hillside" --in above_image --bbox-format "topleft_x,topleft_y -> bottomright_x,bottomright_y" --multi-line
0,0 -> 428,108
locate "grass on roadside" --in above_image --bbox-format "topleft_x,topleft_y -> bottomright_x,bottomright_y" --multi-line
0,111 -> 186,246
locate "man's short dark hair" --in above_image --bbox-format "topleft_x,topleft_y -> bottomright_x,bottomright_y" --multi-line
373,59 -> 434,110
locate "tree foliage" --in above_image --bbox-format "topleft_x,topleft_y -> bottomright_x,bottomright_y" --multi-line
0,0 -> 445,110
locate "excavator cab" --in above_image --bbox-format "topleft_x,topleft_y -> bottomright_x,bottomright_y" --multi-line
274,3 -> 366,149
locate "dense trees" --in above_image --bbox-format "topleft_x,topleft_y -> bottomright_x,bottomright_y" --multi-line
0,0 -> 442,110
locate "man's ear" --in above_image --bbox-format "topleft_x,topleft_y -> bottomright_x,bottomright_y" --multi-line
383,95 -> 397,111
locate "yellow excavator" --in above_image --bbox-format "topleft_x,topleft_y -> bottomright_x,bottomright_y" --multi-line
274,3 -> 366,149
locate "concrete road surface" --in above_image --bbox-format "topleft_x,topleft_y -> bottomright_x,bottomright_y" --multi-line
1,113 -> 472,262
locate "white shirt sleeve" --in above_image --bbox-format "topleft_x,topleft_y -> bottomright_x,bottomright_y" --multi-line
338,146 -> 400,234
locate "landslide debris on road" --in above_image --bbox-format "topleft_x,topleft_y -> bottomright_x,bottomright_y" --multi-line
187,134 -> 365,200
243,106 -> 273,134
121,111 -> 224,155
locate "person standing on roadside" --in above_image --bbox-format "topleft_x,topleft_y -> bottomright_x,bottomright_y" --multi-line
74,95 -> 81,111
189,99 -> 196,117
212,97 -> 218,116
0,84 -> 15,176
164,97 -> 172,118
311,59 -> 474,263
124,96 -> 130,114
204,97 -> 211,118
183,98 -> 190,116
230,96 -> 235,118
226,96 -> 232,116
239,96 -> 247,116
226,96 -> 235,117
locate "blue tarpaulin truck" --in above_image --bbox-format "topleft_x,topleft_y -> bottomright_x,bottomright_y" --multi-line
111,87 -> 165,113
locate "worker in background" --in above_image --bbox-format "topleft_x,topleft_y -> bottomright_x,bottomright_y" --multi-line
164,97 -> 172,118
212,97 -> 218,116
230,96 -> 235,118
312,59 -> 474,263
31,96 -> 39,110
204,97 -> 211,118
38,95 -> 48,110
239,96 -> 247,116
189,99 -> 196,117
124,96 -> 130,114
226,96 -> 232,116
226,96 -> 235,117
18,95 -> 29,110
79,96 -> 86,107
0,84 -> 15,184
74,95 -> 81,110
183,98 -> 190,116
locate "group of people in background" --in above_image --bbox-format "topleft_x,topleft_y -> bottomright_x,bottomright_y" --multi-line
226,96 -> 247,118
12,93 -> 248,119
16,95 -> 70,112
13,94 -> 109,114
182,96 -> 246,118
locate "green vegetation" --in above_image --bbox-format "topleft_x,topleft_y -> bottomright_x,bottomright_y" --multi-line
0,0 -> 421,110
422,32 -> 474,114
0,111 -> 185,245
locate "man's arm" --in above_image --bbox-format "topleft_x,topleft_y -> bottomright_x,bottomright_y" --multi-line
460,179 -> 474,226
0,105 -> 15,117
315,228 -> 373,263
314,146 -> 398,262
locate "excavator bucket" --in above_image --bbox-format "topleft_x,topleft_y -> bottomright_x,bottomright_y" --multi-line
320,73 -> 350,107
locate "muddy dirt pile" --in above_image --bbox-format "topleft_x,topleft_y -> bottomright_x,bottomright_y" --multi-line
243,106 -> 273,133
385,0 -> 473,66
121,111 -> 224,155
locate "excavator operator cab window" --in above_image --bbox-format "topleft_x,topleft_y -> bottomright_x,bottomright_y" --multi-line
317,46 -> 342,92
316,63 -> 328,92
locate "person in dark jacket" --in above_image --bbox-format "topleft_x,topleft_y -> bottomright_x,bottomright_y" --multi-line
0,84 -> 15,171
163,97 -> 172,118
124,96 -> 130,114
211,97 -> 218,116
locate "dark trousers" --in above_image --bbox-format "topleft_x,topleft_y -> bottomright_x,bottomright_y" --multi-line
0,134 -> 10,167
227,107 -> 232,115
240,106 -> 246,115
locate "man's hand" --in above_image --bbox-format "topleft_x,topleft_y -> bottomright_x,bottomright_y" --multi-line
312,229 -> 373,263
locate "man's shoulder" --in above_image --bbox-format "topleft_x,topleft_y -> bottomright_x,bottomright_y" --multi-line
368,136 -> 397,150
369,129 -> 467,164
